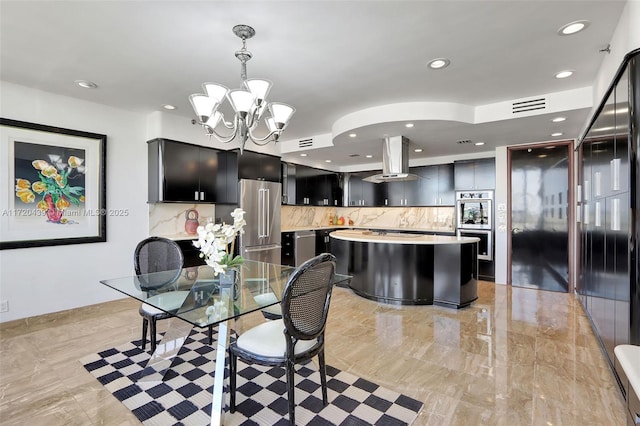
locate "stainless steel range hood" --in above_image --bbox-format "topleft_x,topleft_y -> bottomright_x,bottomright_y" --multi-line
362,136 -> 418,183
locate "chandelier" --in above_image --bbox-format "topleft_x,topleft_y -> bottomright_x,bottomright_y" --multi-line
189,25 -> 295,154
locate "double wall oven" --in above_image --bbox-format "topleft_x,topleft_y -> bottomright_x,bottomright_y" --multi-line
456,191 -> 493,261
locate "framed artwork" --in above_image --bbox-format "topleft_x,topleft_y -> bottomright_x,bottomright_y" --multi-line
0,118 -> 107,249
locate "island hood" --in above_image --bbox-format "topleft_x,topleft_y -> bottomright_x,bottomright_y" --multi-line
362,136 -> 418,183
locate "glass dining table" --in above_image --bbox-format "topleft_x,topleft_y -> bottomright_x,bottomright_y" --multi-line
100,259 -> 350,425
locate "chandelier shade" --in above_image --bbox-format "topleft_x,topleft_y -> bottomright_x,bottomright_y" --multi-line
203,83 -> 229,104
189,25 -> 295,153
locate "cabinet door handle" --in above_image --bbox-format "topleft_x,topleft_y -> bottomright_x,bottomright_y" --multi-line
611,198 -> 620,231
595,201 -> 601,227
194,191 -> 199,201
584,180 -> 591,201
200,191 -> 205,201
610,158 -> 620,191
594,172 -> 601,197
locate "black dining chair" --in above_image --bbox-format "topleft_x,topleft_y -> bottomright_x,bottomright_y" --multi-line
228,253 -> 336,425
134,236 -> 213,352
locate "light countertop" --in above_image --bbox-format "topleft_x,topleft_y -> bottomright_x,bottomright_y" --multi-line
330,229 -> 479,245
614,344 -> 640,400
282,225 -> 455,233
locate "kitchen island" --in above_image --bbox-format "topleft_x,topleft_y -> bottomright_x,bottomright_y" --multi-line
330,230 -> 479,308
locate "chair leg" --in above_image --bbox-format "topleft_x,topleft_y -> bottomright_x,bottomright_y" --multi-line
229,352 -> 237,413
208,325 -> 213,345
286,359 -> 296,425
150,317 -> 157,353
318,349 -> 328,406
141,317 -> 148,350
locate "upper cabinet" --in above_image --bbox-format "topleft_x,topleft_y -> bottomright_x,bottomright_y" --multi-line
454,158 -> 495,190
147,138 -> 237,204
348,171 -> 380,206
356,164 -> 454,207
413,164 -> 454,206
282,163 -> 343,206
236,149 -> 281,182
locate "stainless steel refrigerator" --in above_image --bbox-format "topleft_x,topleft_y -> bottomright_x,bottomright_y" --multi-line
238,179 -> 281,264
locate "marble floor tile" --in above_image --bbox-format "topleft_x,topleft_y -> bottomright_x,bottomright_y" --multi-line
0,281 -> 627,425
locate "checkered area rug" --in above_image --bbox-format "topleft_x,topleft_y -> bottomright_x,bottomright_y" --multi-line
80,328 -> 422,425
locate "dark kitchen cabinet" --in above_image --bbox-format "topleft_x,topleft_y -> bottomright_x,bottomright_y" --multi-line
281,163 -> 296,205
381,178 -> 418,206
577,54 -> 639,400
236,149 -> 280,182
175,239 -> 205,267
148,138 -> 237,203
315,228 -> 338,255
348,171 -> 379,206
413,164 -> 455,206
281,232 -> 295,267
454,158 -> 495,190
292,164 -> 342,206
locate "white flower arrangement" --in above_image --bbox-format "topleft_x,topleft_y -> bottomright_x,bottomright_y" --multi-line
193,208 -> 246,276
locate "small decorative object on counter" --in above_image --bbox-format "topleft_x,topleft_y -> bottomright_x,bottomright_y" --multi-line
337,216 -> 345,225
184,209 -> 199,235
329,215 -> 334,225
348,218 -> 354,226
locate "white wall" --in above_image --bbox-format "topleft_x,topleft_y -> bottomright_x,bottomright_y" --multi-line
0,82 -> 149,322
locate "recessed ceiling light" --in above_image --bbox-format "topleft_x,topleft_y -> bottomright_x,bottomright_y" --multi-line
405,123 -> 414,128
349,133 -> 357,138
558,20 -> 590,36
552,117 -> 566,123
475,142 -> 485,146
427,58 -> 450,69
325,159 -> 332,163
414,148 -> 423,153
74,79 -> 98,89
365,155 -> 373,158
551,132 -> 563,137
162,104 -> 176,110
538,154 -> 548,158
300,153 -> 308,157
555,70 -> 574,79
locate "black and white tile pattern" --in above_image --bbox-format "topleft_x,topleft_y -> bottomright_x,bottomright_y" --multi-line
80,329 -> 422,425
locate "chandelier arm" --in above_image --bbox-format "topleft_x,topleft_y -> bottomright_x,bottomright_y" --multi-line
247,127 -> 278,143
207,124 -> 239,143
219,115 -> 236,130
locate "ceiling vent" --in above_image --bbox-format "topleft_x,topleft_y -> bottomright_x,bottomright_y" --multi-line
348,154 -> 360,157
512,97 -> 547,114
456,139 -> 472,144
298,138 -> 314,148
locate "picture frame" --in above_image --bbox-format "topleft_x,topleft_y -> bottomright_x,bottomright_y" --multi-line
0,118 -> 107,249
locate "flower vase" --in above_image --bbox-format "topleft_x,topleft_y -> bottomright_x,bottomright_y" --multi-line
219,269 -> 239,302
44,194 -> 63,223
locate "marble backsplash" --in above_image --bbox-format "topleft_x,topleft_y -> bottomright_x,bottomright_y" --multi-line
282,205 -> 455,232
148,203 -> 216,239
150,203 -> 456,239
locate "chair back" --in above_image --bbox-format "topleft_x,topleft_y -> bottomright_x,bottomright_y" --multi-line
281,253 -> 336,341
134,236 -> 184,274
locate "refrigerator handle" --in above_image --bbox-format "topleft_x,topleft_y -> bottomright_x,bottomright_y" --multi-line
258,188 -> 264,238
264,188 -> 270,238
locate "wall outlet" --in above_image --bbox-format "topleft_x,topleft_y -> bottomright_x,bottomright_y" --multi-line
0,300 -> 8,313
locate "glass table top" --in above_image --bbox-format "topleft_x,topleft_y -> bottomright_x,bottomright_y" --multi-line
100,260 -> 351,327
